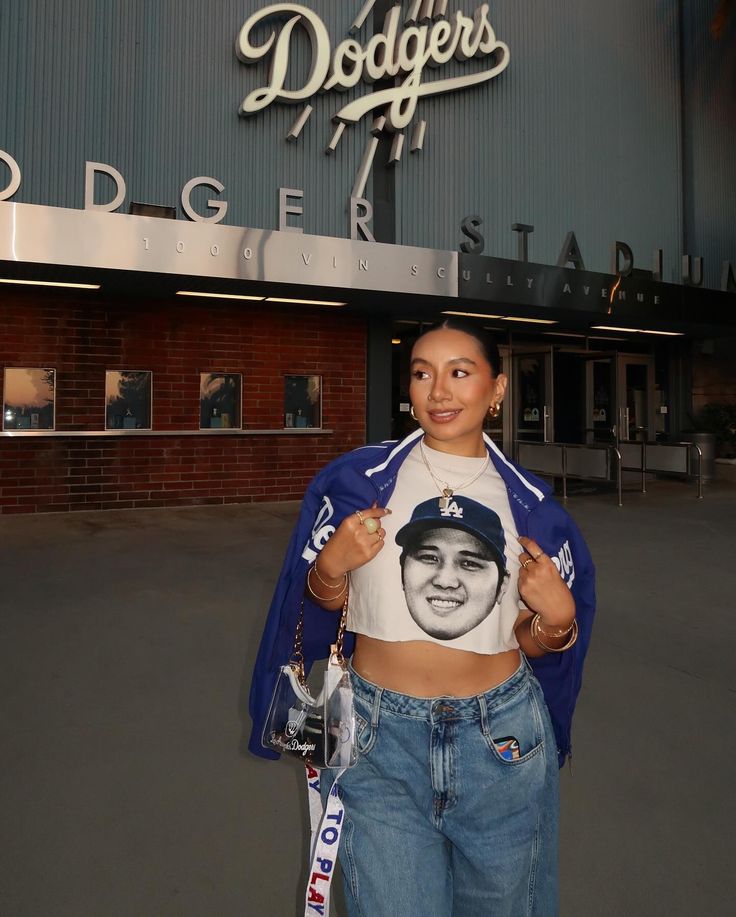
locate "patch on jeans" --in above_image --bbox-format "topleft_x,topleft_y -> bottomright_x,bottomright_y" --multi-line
493,736 -> 521,760
354,711 -> 371,753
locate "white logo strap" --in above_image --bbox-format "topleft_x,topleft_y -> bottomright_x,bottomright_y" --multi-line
305,764 -> 323,853
304,765 -> 346,916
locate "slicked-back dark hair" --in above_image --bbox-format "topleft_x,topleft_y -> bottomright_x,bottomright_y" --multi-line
415,317 -> 501,377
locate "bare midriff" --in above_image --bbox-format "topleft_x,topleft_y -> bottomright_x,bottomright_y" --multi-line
352,634 -> 521,697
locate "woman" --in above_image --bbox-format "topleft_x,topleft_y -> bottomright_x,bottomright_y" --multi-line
249,317 -> 595,916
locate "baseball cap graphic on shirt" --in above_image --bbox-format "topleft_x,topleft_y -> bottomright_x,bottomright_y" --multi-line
395,496 -> 507,569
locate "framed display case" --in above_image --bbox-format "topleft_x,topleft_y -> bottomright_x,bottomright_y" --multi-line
284,375 -> 322,429
199,373 -> 242,429
3,367 -> 56,430
105,370 -> 152,430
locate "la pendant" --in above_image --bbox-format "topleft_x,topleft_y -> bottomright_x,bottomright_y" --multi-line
439,488 -> 453,510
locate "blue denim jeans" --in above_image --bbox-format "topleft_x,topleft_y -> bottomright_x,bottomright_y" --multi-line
321,656 -> 559,917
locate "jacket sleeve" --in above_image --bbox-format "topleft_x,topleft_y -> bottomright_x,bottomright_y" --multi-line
246,477 -> 325,759
527,500 -> 596,766
246,456 -> 364,760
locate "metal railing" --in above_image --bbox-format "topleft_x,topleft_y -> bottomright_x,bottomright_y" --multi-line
514,439 -> 705,506
515,441 -> 623,506
619,440 -> 704,500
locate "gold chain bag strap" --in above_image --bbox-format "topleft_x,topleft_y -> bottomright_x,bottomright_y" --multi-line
262,592 -> 357,769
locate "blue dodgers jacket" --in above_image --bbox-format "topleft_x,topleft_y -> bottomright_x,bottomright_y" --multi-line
248,429 -> 596,767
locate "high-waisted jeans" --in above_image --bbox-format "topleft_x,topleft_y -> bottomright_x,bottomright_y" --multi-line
320,656 -> 559,917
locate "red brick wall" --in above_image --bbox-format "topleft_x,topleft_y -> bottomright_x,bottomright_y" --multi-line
0,290 -> 366,514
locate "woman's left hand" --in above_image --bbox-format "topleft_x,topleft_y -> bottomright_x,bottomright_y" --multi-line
517,536 -> 575,626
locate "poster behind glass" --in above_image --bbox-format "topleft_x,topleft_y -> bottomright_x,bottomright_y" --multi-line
200,373 -> 242,429
105,371 -> 152,430
3,368 -> 56,430
284,375 -> 321,428
592,361 -> 613,440
517,357 -> 543,435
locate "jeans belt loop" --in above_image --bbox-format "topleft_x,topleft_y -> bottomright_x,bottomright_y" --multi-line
477,693 -> 490,735
371,686 -> 383,728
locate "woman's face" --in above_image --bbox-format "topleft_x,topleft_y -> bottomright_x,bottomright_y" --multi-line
401,526 -> 502,640
409,328 -> 507,456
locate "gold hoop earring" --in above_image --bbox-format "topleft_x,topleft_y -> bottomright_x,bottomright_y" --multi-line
488,403 -> 501,419
410,406 -> 417,420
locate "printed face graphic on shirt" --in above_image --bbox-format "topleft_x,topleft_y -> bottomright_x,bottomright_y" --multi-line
396,496 -> 509,640
400,526 -> 505,639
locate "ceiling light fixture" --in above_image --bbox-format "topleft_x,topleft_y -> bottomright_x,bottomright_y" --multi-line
176,290 -> 265,301
443,310 -> 556,325
0,278 -> 100,290
265,297 -> 347,306
591,325 -> 684,336
501,316 -> 558,325
638,329 -> 686,337
442,310 -> 503,320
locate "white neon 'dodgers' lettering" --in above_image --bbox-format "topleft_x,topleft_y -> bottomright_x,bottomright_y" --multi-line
236,4 -> 331,114
236,3 -> 510,130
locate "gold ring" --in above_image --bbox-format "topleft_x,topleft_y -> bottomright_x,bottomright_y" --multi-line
355,510 -> 365,524
363,517 -> 379,535
533,552 -> 543,560
521,558 -> 533,569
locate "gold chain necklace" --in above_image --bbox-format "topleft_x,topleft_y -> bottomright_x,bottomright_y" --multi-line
419,438 -> 490,510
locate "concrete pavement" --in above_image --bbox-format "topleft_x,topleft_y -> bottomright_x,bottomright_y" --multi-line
1,479 -> 735,916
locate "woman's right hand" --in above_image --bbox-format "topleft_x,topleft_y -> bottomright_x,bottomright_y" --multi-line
316,506 -> 391,579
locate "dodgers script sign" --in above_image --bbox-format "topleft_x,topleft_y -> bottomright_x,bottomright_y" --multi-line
235,1 -> 510,132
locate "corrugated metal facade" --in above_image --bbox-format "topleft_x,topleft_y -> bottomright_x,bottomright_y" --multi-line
0,1 -> 733,285
0,0 -> 372,237
681,0 -> 736,290
392,0 -> 685,279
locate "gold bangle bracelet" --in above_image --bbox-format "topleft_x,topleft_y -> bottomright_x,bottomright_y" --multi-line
312,559 -> 348,591
307,577 -> 347,604
307,565 -> 348,603
536,618 -> 575,639
530,613 -> 578,653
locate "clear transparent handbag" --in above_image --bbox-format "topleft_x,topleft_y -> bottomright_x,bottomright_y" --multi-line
262,594 -> 357,769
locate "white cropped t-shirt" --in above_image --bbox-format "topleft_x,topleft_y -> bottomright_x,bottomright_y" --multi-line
347,443 -> 524,655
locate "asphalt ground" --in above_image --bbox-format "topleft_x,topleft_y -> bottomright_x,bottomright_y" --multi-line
1,478 -> 735,916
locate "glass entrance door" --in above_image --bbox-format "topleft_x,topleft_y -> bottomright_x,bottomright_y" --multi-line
583,353 -> 654,444
584,355 -> 616,444
617,355 -> 654,442
513,350 -> 553,443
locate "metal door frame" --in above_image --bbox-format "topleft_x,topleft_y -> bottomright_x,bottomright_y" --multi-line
617,353 -> 656,444
583,353 -> 617,444
511,347 -> 554,447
